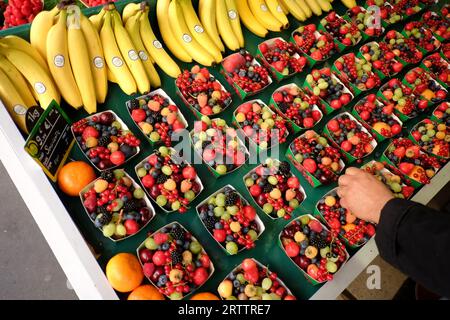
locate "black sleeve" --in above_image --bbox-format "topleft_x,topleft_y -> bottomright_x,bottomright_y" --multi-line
375,198 -> 450,298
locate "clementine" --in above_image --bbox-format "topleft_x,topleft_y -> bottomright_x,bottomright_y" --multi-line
128,285 -> 165,300
190,292 -> 220,300
106,253 -> 144,293
57,161 -> 96,196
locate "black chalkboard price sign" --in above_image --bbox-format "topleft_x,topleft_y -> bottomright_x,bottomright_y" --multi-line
24,101 -> 75,182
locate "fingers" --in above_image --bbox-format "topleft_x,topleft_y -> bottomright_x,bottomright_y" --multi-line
336,186 -> 347,199
345,167 -> 362,176
340,196 -> 349,209
338,174 -> 352,187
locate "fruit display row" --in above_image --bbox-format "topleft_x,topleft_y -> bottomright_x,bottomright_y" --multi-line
1,0 -> 43,29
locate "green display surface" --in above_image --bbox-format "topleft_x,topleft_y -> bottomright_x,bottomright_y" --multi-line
1,0 -> 447,300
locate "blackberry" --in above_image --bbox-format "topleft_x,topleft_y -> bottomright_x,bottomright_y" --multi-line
100,170 -> 114,181
97,206 -> 109,215
279,161 -> 291,175
98,136 -> 110,147
130,99 -> 140,110
309,236 -> 328,249
225,191 -> 239,206
156,174 -> 168,184
262,184 -> 273,194
97,213 -> 111,226
171,250 -> 182,265
170,226 -> 185,241
123,199 -> 140,212
203,215 -> 216,230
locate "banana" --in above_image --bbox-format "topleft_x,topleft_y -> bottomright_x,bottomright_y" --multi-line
67,7 -> 97,114
46,10 -> 82,109
235,0 -> 268,38
112,10 -> 150,94
122,2 -> 141,24
179,0 -> 222,63
216,0 -> 240,50
295,0 -> 312,17
340,0 -> 356,9
266,0 -> 290,28
0,54 -> 37,107
89,7 -> 106,31
107,67 -> 118,83
304,0 -> 322,16
140,8 -> 183,77
80,14 -> 108,104
30,6 -> 60,61
279,0 -> 289,14
0,68 -> 30,133
125,12 -> 161,88
248,0 -> 283,32
281,0 -> 307,20
225,0 -> 245,48
198,0 -> 225,52
0,36 -> 49,74
101,11 -> 137,95
1,44 -> 60,109
317,0 -> 332,11
168,1 -> 215,66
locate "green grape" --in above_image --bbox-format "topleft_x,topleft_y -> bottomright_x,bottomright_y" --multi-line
216,165 -> 228,175
221,213 -> 231,221
133,188 -> 145,199
247,229 -> 258,241
236,273 -> 245,284
262,278 -> 272,291
263,203 -> 273,214
145,237 -> 158,250
113,169 -> 125,179
226,242 -> 239,255
102,223 -> 116,238
115,224 -> 127,237
156,195 -> 168,207
137,167 -> 147,178
189,241 -> 202,254
171,200 -> 181,211
289,199 -> 300,209
214,206 -> 225,217
226,205 -> 239,215
184,190 -> 195,201
245,178 -> 254,187
161,165 -> 173,176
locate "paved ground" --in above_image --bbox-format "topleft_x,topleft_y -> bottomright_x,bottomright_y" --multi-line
0,161 -> 76,300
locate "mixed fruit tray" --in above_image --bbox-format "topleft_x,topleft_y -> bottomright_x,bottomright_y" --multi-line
1,0 -> 450,301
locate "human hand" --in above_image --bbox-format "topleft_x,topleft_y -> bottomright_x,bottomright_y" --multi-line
337,167 -> 394,224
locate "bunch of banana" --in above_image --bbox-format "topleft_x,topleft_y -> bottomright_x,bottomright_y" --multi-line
121,1 -> 180,78
340,0 -> 356,9
279,0 -> 333,21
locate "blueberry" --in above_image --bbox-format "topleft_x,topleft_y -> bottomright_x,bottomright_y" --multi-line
199,212 -> 206,220
161,243 -> 170,251
159,275 -> 168,285
195,260 -> 202,267
229,273 -> 236,280
226,235 -> 234,242
300,240 -> 309,248
215,222 -> 223,229
303,225 -> 310,235
183,242 -> 190,249
233,280 -> 240,288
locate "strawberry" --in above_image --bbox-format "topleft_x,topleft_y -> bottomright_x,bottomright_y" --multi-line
399,162 -> 414,175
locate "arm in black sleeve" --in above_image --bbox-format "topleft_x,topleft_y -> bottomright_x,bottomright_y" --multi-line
375,198 -> 450,298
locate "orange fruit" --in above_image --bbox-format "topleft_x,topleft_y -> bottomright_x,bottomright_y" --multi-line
128,285 -> 165,300
57,161 -> 96,196
106,253 -> 144,293
190,292 -> 220,300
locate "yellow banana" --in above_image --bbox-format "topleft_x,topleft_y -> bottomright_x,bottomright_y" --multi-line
101,11 -> 137,95
30,6 -> 60,61
198,0 -> 225,52
156,0 -> 192,63
122,2 -> 142,24
216,0 -> 240,50
46,10 -> 82,109
67,7 -> 97,114
295,0 -> 313,17
266,0 -> 289,28
0,36 -> 49,74
89,7 -> 106,31
235,0 -> 268,38
281,0 -> 307,21
107,67 -> 118,84
279,0 -> 289,14
178,0 -> 222,63
248,0 -> 283,32
225,0 -> 245,48
112,10 -> 150,94
1,44 -> 60,109
140,8 -> 182,77
340,0 -> 356,9
125,12 -> 161,88
168,0 -> 215,66
0,54 -> 37,108
80,14 -> 108,104
0,68 -> 30,133
305,0 -> 322,16
317,0 -> 332,11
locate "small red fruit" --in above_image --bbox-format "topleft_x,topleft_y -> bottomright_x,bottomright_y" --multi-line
124,219 -> 140,235
399,162 -> 414,175
341,140 -> 352,152
193,267 -> 209,286
242,258 -> 257,272
110,151 -> 126,166
213,229 -> 226,242
131,109 -> 146,123
285,241 -> 300,257
152,251 -> 167,266
302,158 -> 317,173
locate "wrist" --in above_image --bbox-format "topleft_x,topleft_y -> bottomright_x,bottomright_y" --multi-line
373,195 -> 394,224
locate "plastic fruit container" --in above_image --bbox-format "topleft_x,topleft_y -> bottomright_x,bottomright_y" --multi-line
420,52 -> 450,88
382,30 -> 424,66
136,222 -> 215,300
409,119 -> 449,159
431,101 -> 450,124
402,21 -> 441,55
319,12 -> 363,51
421,10 -> 450,42
359,41 -> 404,79
196,185 -> 265,255
80,169 -> 155,242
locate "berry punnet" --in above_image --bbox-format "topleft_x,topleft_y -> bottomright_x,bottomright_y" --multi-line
81,169 -> 155,241
378,78 -> 427,120
135,147 -> 203,214
403,67 -> 448,104
432,102 -> 450,125
383,137 -> 442,185
421,11 -> 450,41
218,258 -> 295,300
234,100 -> 289,151
257,38 -> 307,81
72,111 -> 140,171
333,53 -> 381,93
391,0 -> 423,17
410,120 -> 449,159
221,50 -> 272,99
362,161 -> 415,199
196,185 -> 264,255
292,24 -> 338,64
287,130 -> 345,187
320,11 -> 362,48
138,222 -> 214,300
304,67 -> 353,114
366,0 -> 402,25
421,53 -> 450,88
1,0 -> 42,29
176,65 -> 232,117
403,22 -> 441,54
325,112 -> 376,162
353,93 -> 403,140
383,30 -> 423,65
360,42 -> 404,78
271,84 -> 323,132
280,214 -> 349,283
191,116 -> 248,177
316,190 -> 377,248
345,6 -> 384,38
442,43 -> 450,61
244,159 -> 306,220
127,90 -> 187,147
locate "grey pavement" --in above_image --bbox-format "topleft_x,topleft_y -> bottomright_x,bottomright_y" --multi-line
0,161 -> 77,300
